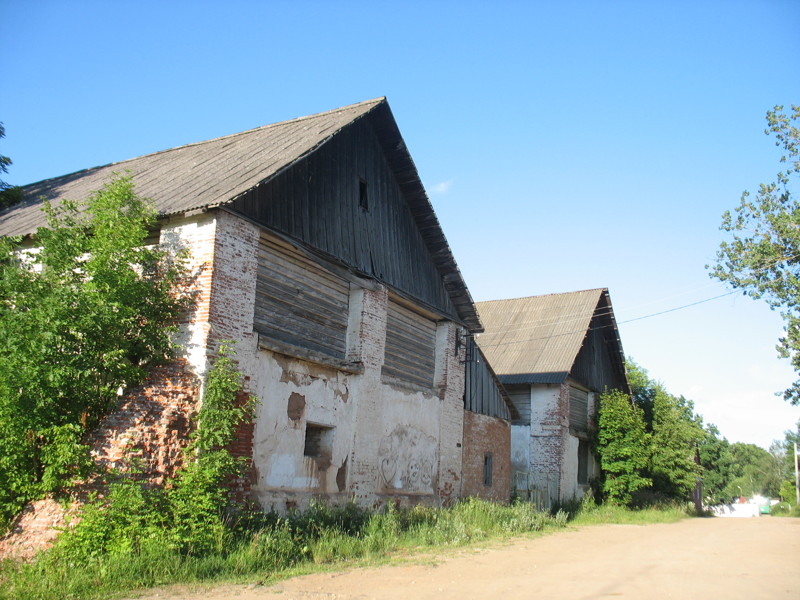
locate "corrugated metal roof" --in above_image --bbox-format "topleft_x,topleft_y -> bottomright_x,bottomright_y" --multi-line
475,289 -> 606,383
0,97 -> 482,332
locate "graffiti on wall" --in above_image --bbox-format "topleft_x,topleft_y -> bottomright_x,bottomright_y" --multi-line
378,425 -> 437,493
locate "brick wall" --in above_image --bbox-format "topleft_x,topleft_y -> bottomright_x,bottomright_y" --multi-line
436,322 -> 465,505
461,410 -> 511,503
0,360 -> 200,561
347,285 -> 388,505
226,389 -> 257,504
89,361 -> 200,483
205,211 -> 259,354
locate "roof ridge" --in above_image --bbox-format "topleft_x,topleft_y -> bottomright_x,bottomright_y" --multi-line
476,288 -> 607,305
20,97 -> 387,189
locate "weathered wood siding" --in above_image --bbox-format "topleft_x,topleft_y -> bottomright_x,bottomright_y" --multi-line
464,338 -> 511,420
230,118 -> 459,322
382,300 -> 437,388
570,313 -> 623,393
569,386 -> 589,432
254,233 -> 350,361
505,384 -> 531,426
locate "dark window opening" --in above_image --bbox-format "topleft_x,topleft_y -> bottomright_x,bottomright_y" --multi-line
578,439 -> 589,484
359,178 -> 368,211
304,424 -> 334,458
483,452 -> 493,487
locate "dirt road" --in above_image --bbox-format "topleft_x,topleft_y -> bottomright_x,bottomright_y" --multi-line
137,517 -> 799,600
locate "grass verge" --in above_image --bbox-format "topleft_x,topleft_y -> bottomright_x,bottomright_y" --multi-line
0,497 -> 691,600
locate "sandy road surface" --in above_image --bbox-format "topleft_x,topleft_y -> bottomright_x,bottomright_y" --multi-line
132,517 -> 799,600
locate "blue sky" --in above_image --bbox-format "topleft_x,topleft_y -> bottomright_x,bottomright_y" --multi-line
2,0 -> 800,448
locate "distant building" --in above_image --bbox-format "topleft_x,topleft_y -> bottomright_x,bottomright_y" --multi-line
476,289 -> 628,506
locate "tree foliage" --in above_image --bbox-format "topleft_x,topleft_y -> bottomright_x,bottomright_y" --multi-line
51,344 -> 255,560
710,105 -> 800,404
596,389 -> 651,504
598,360 -> 793,505
0,175 -> 190,527
768,420 -> 799,501
698,423 -> 735,504
627,360 -> 704,501
725,442 -> 782,498
0,122 -> 23,210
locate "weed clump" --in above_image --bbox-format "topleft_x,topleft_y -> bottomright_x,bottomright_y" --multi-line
0,497 -> 569,600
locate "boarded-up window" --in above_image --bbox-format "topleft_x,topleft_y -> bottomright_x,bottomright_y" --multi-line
570,386 -> 589,431
506,385 -> 531,426
255,234 -> 350,361
382,300 -> 436,388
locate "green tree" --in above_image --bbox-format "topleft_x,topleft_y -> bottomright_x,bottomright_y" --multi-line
724,443 -> 782,498
698,424 -> 735,504
596,389 -> 651,504
627,360 -> 704,501
648,392 -> 704,499
770,420 -> 799,501
0,122 -> 23,210
710,105 -> 800,404
0,175 -> 190,527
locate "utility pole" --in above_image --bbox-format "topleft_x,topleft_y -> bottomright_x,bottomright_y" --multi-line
795,442 -> 799,506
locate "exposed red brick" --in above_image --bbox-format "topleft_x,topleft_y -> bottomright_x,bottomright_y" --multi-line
0,360 -> 200,561
88,361 -> 200,484
461,410 -> 511,503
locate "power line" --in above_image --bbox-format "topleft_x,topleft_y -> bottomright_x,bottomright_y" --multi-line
478,289 -> 745,350
619,290 -> 741,324
477,249 -> 798,342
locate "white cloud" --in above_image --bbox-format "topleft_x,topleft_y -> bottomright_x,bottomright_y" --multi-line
431,179 -> 454,194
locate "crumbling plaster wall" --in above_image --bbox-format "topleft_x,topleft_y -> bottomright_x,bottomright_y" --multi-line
526,383 -> 567,501
200,211 -> 466,511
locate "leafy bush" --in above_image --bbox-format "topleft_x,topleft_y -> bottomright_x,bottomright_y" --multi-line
596,389 -> 651,505
45,343 -> 255,565
0,175 -> 190,527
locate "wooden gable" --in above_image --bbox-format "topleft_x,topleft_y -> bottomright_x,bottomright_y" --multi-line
230,116 -> 459,323
569,294 -> 628,393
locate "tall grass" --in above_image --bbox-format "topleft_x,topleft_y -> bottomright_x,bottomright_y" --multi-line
0,496 -> 690,600
0,498 -> 566,600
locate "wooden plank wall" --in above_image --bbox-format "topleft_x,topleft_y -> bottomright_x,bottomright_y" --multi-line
231,118 -> 459,323
571,314 -> 623,393
382,300 -> 437,388
569,386 -> 589,431
254,233 -> 350,360
505,384 -> 532,426
464,338 -> 511,420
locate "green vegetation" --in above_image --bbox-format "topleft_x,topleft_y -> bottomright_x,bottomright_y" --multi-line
0,122 -> 23,210
0,495 -> 697,600
770,420 -> 799,504
595,388 -> 651,504
594,360 -> 799,507
46,344 -> 256,564
592,360 -> 791,507
0,175 -> 190,528
710,105 -> 800,404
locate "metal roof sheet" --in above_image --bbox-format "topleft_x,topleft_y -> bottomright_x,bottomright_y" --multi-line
475,289 -> 606,383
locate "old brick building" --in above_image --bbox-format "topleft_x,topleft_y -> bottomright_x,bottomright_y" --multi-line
476,289 -> 629,506
0,98 -> 512,516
